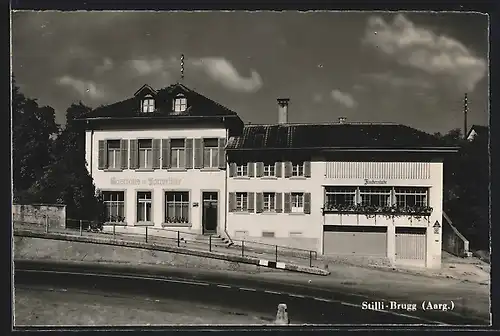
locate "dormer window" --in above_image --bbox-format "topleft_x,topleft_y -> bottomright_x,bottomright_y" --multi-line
173,95 -> 187,113
142,95 -> 155,113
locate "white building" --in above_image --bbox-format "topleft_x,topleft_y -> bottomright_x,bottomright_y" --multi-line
83,83 -> 457,269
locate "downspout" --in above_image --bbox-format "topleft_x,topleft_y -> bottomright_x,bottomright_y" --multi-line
223,117 -> 233,245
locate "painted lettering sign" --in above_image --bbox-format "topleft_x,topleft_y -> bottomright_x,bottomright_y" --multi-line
364,179 -> 388,185
110,177 -> 182,186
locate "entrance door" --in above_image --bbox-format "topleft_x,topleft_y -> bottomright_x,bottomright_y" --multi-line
202,192 -> 218,235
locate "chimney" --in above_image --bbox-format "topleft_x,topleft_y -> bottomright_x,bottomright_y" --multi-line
463,93 -> 468,139
338,116 -> 347,124
277,98 -> 290,124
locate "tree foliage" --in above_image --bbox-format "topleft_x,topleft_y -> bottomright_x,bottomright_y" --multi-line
13,81 -> 104,223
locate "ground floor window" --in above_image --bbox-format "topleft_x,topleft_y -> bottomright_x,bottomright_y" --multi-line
165,191 -> 190,224
103,191 -> 125,222
235,192 -> 248,212
137,191 -> 152,222
291,192 -> 304,213
263,192 -> 276,211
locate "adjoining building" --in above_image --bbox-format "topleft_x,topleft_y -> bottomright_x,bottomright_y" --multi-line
81,83 -> 457,269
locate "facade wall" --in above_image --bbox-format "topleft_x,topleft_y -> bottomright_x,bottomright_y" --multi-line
86,127 -> 228,235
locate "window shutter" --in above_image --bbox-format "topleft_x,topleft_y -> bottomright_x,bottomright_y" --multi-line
228,192 -> 236,212
284,162 -> 292,178
98,140 -> 107,170
229,163 -> 237,177
256,162 -> 264,177
284,193 -> 291,213
275,162 -> 283,178
248,162 -> 255,177
161,139 -> 171,169
275,193 -> 283,213
218,138 -> 226,169
256,193 -> 264,213
194,138 -> 203,169
129,139 -> 138,169
304,193 -> 311,214
120,139 -> 128,169
304,161 -> 311,177
185,138 -> 193,169
247,192 -> 255,212
152,139 -> 161,169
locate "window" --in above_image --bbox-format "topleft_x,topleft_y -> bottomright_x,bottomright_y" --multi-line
138,139 -> 153,169
325,187 -> 357,207
103,191 -> 125,222
263,192 -> 276,212
292,163 -> 304,177
359,187 -> 392,207
235,192 -> 248,212
203,138 -> 219,168
137,191 -> 152,222
263,164 -> 275,177
173,96 -> 187,113
394,187 -> 428,207
165,191 -> 189,224
291,192 -> 304,213
142,97 -> 155,113
170,139 -> 185,169
107,140 -> 121,169
262,231 -> 275,238
236,164 -> 248,177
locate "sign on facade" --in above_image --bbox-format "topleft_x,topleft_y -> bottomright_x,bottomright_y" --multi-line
433,220 -> 441,234
364,179 -> 388,185
110,177 -> 182,186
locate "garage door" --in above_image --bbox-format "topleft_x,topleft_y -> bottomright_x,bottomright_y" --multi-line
323,225 -> 387,256
395,227 -> 426,263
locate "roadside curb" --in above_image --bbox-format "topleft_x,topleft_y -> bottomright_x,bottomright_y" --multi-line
14,230 -> 330,276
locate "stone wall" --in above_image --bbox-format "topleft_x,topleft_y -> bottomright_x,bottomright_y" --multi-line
12,204 -> 66,229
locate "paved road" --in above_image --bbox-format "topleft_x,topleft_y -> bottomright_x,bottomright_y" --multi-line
14,260 -> 485,326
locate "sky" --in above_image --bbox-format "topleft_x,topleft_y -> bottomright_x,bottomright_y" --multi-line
12,11 -> 489,134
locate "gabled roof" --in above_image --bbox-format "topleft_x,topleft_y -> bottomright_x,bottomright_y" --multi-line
226,122 -> 454,151
466,124 -> 489,141
83,83 -> 238,119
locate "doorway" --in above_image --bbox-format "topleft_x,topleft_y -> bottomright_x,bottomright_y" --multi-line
202,192 -> 218,235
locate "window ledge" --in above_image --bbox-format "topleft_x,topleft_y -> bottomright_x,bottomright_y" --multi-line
135,169 -> 155,172
231,211 -> 252,215
289,176 -> 307,180
258,211 -> 279,215
168,168 -> 188,172
261,176 -> 278,180
234,176 -> 250,180
162,223 -> 192,228
135,222 -> 154,226
104,168 -> 124,172
104,222 -> 127,226
287,212 -> 307,216
201,168 -> 221,172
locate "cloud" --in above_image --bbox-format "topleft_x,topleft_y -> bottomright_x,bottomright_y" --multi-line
363,14 -> 487,91
192,57 -> 263,93
95,57 -> 113,73
363,72 -> 434,89
57,76 -> 104,99
313,93 -> 323,103
331,89 -> 357,108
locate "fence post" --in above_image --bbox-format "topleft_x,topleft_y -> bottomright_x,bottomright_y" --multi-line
113,222 -> 116,239
309,251 -> 312,267
275,245 -> 278,263
145,226 -> 148,243
177,231 -> 180,247
80,220 -> 83,236
242,240 -> 245,257
45,215 -> 49,233
209,235 -> 212,252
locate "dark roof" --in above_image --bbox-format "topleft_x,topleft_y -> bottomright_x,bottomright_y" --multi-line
226,123 -> 453,151
83,83 -> 238,119
467,125 -> 489,138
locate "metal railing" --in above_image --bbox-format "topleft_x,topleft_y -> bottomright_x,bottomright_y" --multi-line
13,216 -> 319,268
